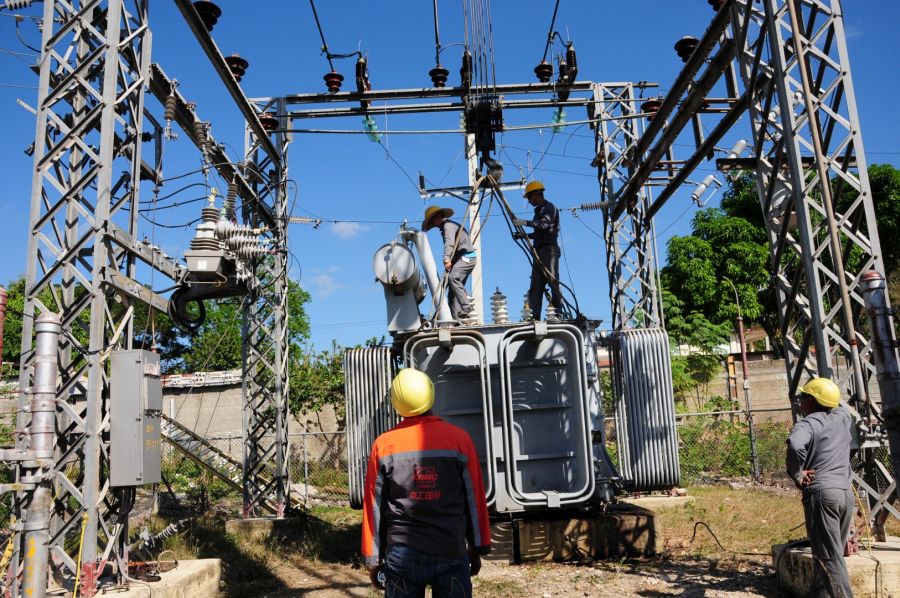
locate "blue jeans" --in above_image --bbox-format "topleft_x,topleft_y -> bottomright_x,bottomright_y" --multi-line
383,544 -> 472,598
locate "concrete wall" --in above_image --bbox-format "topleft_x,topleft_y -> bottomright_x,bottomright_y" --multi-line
164,385 -> 342,437
713,357 -> 881,416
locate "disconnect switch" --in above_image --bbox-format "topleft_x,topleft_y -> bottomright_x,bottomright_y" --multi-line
110,350 -> 162,486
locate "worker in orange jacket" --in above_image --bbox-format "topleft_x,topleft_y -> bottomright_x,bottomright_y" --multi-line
362,368 -> 491,597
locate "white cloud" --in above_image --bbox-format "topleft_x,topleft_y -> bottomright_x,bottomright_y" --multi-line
310,273 -> 343,298
330,222 -> 370,239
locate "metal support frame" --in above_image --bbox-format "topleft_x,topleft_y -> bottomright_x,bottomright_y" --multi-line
241,97 -> 292,518
12,1 -> 160,595
725,0 -> 895,523
593,83 -> 662,330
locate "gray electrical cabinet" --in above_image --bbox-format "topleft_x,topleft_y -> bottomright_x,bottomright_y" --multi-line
110,350 -> 162,486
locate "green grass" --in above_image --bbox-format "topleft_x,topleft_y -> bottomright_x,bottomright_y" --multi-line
656,485 -> 807,557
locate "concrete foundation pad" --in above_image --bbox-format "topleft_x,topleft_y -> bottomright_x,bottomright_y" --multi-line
488,503 -> 657,563
619,495 -> 695,510
773,536 -> 900,597
225,516 -> 306,543
113,559 -> 221,598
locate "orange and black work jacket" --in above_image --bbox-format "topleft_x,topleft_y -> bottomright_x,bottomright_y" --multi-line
361,415 -> 491,566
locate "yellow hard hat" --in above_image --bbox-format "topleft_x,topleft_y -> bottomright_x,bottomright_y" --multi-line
422,205 -> 454,231
390,368 -> 435,417
523,180 -> 545,197
798,377 -> 840,409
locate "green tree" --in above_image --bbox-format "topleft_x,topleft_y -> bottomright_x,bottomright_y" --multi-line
288,336 -> 386,428
662,173 -> 776,350
663,289 -> 731,410
183,280 -> 311,372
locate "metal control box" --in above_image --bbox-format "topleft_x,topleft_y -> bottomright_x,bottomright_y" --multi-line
110,350 -> 162,486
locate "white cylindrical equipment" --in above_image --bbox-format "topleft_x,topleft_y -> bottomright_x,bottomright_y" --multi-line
373,243 -> 419,291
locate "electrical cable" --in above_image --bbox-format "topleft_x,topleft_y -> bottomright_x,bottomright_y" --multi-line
540,0 -> 562,63
492,179 -> 581,318
375,138 -> 424,194
689,521 -> 770,557
14,17 -> 39,53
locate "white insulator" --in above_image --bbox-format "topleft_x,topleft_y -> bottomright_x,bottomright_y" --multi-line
727,139 -> 748,159
520,293 -> 533,322
215,219 -> 260,240
4,1 -> 36,9
490,287 -> 509,324
546,304 -> 559,322
691,174 -> 718,204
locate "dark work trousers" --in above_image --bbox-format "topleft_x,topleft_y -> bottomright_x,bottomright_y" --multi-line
447,257 -> 475,318
528,245 -> 562,320
383,544 -> 472,598
803,488 -> 854,598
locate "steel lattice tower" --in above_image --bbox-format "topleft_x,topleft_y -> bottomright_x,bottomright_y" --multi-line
15,1 -> 160,594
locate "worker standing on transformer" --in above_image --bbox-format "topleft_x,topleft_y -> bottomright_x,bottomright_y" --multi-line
423,205 -> 477,320
362,368 -> 491,597
512,181 -> 562,319
786,377 -> 855,598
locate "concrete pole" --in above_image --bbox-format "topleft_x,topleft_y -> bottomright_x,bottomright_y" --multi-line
22,312 -> 61,598
465,133 -> 484,323
860,271 -> 900,490
724,277 -> 760,481
0,287 -> 7,376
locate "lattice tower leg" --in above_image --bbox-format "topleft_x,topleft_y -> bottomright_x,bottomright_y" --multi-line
241,99 -> 291,518
13,1 -> 152,596
593,83 -> 662,331
728,0 -> 897,527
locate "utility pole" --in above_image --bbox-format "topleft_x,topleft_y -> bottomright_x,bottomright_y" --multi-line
724,277 -> 760,481
465,132 -> 484,323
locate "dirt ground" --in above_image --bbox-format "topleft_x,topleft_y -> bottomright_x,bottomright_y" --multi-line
254,555 -> 778,598
159,484 -> 897,597
192,485 -> 802,597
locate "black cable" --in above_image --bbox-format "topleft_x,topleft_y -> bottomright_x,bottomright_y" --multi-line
15,18 -> 39,54
306,1 -> 360,68
540,0 -> 562,63
308,0 -> 334,71
432,0 -> 442,65
139,182 -> 208,205
138,195 -> 208,213
376,139 -> 423,194
490,177 -> 582,318
690,521 -> 770,556
139,212 -> 201,229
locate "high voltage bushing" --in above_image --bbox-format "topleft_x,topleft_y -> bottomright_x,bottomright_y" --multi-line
490,287 -> 509,324
460,50 -> 473,90
324,70 -> 344,92
429,65 -> 449,88
641,98 -> 662,120
223,182 -> 238,221
192,1 -> 222,32
225,54 -> 249,82
674,37 -> 699,62
356,57 -> 370,92
546,304 -> 559,322
534,60 -> 553,83
558,43 -> 578,84
521,293 -> 533,322
258,112 -> 278,132
189,205 -> 225,251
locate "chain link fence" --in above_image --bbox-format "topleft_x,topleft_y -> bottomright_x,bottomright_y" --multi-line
605,407 -> 797,485
161,431 -> 349,508
165,411 -> 892,507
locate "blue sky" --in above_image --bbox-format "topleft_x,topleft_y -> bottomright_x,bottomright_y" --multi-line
1,1 -> 899,350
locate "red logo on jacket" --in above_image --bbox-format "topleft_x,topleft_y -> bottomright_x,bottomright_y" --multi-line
414,466 -> 438,489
